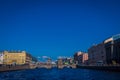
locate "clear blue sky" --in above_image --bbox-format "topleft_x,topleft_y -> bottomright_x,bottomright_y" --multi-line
0,0 -> 120,60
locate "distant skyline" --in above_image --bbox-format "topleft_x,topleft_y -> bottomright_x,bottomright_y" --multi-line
0,0 -> 120,60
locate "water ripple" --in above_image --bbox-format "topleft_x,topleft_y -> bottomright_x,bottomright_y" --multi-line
0,68 -> 120,80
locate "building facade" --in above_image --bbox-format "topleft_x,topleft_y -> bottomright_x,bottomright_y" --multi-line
88,43 -> 106,65
82,53 -> 88,64
57,58 -> 63,68
104,34 -> 120,65
0,52 -> 3,65
74,51 -> 88,65
3,51 -> 33,65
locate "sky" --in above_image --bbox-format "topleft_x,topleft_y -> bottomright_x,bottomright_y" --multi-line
0,0 -> 120,60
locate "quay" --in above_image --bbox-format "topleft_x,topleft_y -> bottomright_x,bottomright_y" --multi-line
1,64 -> 120,72
0,64 -> 32,72
77,65 -> 120,72
0,63 -> 76,72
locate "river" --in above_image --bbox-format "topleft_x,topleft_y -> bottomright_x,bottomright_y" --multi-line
0,68 -> 120,80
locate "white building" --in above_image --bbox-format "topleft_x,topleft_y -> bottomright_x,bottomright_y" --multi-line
0,52 -> 3,64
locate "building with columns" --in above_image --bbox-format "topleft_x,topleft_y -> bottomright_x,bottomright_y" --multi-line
104,34 -> 120,65
88,34 -> 120,65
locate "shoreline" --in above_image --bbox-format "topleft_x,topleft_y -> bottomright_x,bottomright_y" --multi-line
0,64 -> 30,72
77,65 -> 120,72
1,65 -> 120,72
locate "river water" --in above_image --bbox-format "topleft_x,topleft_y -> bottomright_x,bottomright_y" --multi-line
0,68 -> 120,80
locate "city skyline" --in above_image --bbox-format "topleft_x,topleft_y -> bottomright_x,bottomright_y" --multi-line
0,0 -> 120,60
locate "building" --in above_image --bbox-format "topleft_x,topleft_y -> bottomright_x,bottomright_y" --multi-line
0,52 -> 3,65
26,53 -> 33,64
57,58 -> 63,68
74,51 -> 88,65
3,51 -> 33,65
104,34 -> 120,65
63,57 -> 74,65
82,53 -> 88,64
74,52 -> 82,64
88,43 -> 106,65
45,58 -> 52,69
88,34 -> 120,65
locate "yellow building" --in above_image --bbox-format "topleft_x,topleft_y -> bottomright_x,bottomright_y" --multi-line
3,51 -> 32,65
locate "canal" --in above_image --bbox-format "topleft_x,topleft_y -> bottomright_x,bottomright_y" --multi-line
0,68 -> 120,80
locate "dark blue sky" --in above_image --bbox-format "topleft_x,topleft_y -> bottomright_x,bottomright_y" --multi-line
0,0 -> 120,60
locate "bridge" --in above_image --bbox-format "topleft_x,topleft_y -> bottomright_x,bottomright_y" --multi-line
32,58 -> 76,69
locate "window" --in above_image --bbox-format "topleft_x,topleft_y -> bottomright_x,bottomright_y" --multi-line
101,51 -> 103,54
101,56 -> 104,59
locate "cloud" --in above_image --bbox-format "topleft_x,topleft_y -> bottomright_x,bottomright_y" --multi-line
42,56 -> 49,59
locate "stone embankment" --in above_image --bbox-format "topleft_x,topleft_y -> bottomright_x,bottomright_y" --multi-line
77,65 -> 120,72
0,64 -> 30,72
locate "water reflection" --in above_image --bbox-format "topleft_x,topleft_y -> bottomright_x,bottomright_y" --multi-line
0,68 -> 120,80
